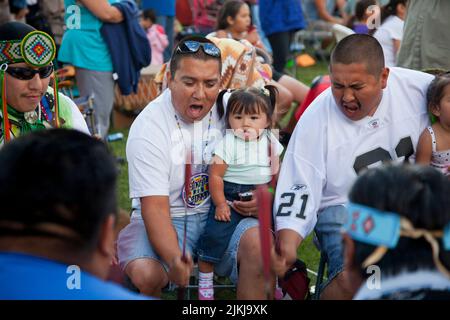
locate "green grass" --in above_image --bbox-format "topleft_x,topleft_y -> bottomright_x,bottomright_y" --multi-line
107,128 -> 131,213
109,59 -> 329,299
293,60 -> 329,85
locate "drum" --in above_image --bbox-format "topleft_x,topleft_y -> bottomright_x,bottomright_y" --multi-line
113,65 -> 161,114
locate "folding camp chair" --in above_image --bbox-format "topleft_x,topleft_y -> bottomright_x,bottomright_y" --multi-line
331,24 -> 355,43
73,95 -> 98,137
312,234 -> 328,300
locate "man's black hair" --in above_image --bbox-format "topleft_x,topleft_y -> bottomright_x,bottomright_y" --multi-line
169,36 -> 222,78
349,164 -> 450,278
0,129 -> 118,253
0,21 -> 36,42
330,34 -> 385,78
142,9 -> 157,24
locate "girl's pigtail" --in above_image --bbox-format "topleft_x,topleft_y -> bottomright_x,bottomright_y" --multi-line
264,85 -> 278,115
216,89 -> 229,119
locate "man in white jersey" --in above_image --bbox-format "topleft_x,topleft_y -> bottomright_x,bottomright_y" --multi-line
273,34 -> 434,299
117,37 -> 271,298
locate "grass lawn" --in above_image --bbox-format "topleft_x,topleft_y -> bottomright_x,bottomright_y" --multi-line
108,59 -> 329,298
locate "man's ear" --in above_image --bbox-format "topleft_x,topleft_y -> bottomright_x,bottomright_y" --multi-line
380,67 -> 390,89
167,69 -> 173,88
98,214 -> 116,258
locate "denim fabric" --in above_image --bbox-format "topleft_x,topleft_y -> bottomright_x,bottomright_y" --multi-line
215,217 -> 259,284
117,204 -> 259,285
197,181 -> 256,264
315,205 -> 347,290
117,212 -> 208,272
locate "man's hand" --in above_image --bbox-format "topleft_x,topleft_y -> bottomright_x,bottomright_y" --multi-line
274,229 -> 304,276
215,203 -> 231,222
167,253 -> 194,288
270,247 -> 291,277
232,191 -> 258,217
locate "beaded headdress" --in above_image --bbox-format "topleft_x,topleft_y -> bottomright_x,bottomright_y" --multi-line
0,22 -> 59,142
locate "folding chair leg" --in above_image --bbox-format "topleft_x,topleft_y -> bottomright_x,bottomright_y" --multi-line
314,252 -> 327,300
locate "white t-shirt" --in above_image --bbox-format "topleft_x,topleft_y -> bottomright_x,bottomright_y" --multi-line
274,67 -> 433,239
214,130 -> 284,185
374,16 -> 404,67
127,89 -> 226,218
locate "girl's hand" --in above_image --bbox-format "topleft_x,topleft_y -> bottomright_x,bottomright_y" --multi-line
215,203 -> 231,222
245,29 -> 264,49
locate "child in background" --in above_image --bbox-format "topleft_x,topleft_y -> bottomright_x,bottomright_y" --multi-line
373,0 -> 408,66
141,9 -> 169,66
196,86 -> 283,300
211,0 -> 310,129
416,72 -> 450,176
347,0 -> 378,34
214,0 -> 265,50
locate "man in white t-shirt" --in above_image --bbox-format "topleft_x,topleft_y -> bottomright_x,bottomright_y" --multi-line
272,34 -> 433,299
117,37 -> 271,298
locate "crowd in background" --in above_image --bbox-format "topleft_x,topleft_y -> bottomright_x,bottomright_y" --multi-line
1,0 -> 450,302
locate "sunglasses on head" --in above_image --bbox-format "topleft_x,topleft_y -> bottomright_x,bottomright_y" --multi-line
6,64 -> 54,80
176,40 -> 221,58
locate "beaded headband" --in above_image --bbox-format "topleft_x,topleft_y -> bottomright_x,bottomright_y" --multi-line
344,202 -> 450,277
0,30 -> 56,67
1,30 -> 59,143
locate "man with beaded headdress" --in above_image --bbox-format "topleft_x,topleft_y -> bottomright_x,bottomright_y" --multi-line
0,21 -> 89,145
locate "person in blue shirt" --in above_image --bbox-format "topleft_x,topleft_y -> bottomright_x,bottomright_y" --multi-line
141,0 -> 176,62
0,129 -> 150,300
259,0 -> 306,74
58,0 -> 123,139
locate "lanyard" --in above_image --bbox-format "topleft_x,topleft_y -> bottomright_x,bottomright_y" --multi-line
174,110 -> 213,173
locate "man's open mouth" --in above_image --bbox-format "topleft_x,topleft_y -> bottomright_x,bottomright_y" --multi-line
189,104 -> 203,117
343,103 -> 359,114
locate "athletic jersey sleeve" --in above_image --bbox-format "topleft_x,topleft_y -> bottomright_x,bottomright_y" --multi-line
273,103 -> 328,239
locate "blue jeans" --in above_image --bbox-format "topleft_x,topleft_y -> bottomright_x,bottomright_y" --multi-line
117,212 -> 208,273
197,181 -> 256,264
315,205 -> 347,290
117,209 -> 259,285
